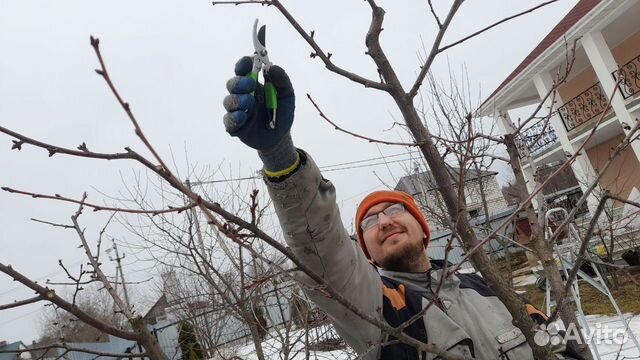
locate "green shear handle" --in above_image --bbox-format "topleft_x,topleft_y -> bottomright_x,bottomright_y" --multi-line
251,19 -> 278,129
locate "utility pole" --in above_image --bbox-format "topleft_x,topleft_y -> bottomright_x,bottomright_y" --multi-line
107,240 -> 131,312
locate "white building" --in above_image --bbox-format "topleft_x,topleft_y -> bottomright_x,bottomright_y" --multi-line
395,168 -> 508,232
479,0 -> 640,218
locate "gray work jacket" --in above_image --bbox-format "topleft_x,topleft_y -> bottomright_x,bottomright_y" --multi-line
265,151 -> 544,359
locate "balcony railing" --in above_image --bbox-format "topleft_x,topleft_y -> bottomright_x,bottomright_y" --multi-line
557,82 -> 609,131
515,119 -> 558,158
613,53 -> 640,100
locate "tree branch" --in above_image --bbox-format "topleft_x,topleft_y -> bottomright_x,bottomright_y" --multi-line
30,218 -> 74,229
86,38 -> 459,358
547,192 -> 610,323
211,0 -> 270,5
427,0 -> 443,28
438,0 -> 560,54
307,94 -> 418,147
408,0 -> 463,98
90,36 -> 170,174
211,0 -> 391,91
0,295 -> 43,311
447,78 -> 624,275
70,196 -> 134,318
0,262 -> 137,340
1,344 -> 148,358
2,187 -> 196,215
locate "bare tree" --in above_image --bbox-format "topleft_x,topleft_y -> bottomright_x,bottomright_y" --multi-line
0,199 -> 166,359
5,1 -> 638,359
38,283 -> 128,343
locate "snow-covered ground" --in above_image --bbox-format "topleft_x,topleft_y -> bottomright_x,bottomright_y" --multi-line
217,325 -> 356,360
584,314 -> 640,359
226,315 -> 640,359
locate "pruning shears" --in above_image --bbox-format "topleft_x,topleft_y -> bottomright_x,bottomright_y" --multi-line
250,19 -> 277,129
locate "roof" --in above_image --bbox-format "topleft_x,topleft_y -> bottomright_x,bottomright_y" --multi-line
395,168 -> 498,195
144,293 -> 168,325
0,341 -> 26,360
480,0 -> 601,110
430,205 -> 524,240
50,336 -> 137,360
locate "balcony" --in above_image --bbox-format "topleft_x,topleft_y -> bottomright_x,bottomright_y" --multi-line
558,52 -> 640,132
557,82 -> 610,132
614,52 -> 640,100
515,119 -> 559,159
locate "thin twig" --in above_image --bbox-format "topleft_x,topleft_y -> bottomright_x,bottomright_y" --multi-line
70,196 -> 134,318
210,0 -> 390,91
0,125 -> 140,160
547,193 -> 610,323
307,94 -> 418,147
90,37 -> 169,173
3,187 -> 196,215
0,295 -> 43,311
30,218 -> 74,229
0,344 -> 148,358
427,0 -> 443,28
447,79 -> 623,275
408,0 -> 463,98
0,262 -> 137,340
211,0 -> 271,5
438,0 -> 560,54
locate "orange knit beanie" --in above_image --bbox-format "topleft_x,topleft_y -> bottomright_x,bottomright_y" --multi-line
355,190 -> 431,260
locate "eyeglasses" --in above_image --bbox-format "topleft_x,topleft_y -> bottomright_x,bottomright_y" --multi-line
360,203 -> 406,232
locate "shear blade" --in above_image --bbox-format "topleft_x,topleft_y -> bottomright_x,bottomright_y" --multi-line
258,25 -> 266,48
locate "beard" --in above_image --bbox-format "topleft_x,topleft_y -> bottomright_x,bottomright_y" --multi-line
378,237 -> 425,272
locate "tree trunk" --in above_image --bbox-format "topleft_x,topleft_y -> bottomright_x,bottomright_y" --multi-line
363,4 -> 555,356
131,318 -> 168,360
397,97 -> 555,359
243,308 -> 266,360
504,134 -> 593,360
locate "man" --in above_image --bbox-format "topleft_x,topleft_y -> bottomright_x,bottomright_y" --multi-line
222,57 -> 574,359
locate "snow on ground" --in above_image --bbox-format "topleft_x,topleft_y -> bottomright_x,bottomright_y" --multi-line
227,315 -> 640,359
584,314 -> 640,359
513,273 -> 539,288
224,325 -> 355,360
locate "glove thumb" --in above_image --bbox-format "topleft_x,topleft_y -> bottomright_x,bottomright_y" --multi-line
266,65 -> 294,99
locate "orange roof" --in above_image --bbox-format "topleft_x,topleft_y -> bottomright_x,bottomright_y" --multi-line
481,0 -> 601,109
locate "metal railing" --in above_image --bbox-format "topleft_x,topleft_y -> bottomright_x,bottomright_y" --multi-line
515,119 -> 559,158
557,82 -> 609,131
613,53 -> 640,100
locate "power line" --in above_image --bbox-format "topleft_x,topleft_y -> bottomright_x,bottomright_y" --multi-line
193,175 -> 259,184
191,151 -> 422,185
0,308 -> 43,326
322,157 -> 415,172
320,151 -> 420,169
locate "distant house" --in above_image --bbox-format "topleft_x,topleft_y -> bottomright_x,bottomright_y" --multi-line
426,206 -> 529,271
476,0 -> 640,263
394,168 -> 533,270
395,168 -> 508,232
0,341 -> 29,360
144,294 -> 169,326
478,0 -> 640,217
39,336 -> 139,360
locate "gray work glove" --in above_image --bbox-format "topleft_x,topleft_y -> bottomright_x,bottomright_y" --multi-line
223,56 -> 297,172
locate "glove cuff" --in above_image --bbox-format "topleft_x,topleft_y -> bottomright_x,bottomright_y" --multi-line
258,132 -> 298,173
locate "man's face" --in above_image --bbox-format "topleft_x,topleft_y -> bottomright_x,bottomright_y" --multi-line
362,202 -> 426,271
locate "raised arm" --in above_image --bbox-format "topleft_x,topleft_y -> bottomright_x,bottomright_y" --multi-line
222,57 -> 383,356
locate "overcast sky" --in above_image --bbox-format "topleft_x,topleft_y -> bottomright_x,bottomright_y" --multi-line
0,0 -> 579,344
